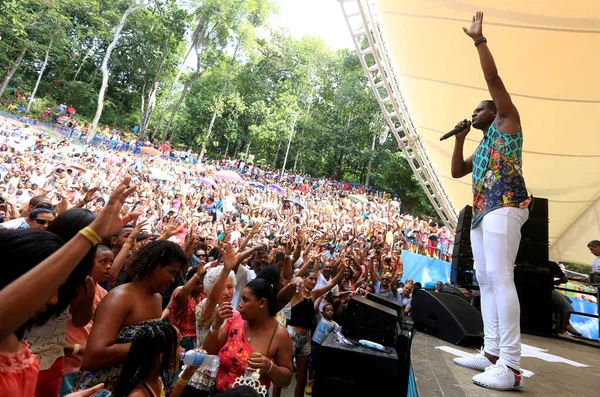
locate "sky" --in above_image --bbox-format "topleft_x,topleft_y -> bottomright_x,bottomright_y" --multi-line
271,0 -> 354,50
183,0 -> 354,69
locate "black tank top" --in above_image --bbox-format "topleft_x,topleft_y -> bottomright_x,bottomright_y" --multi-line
288,297 -> 315,330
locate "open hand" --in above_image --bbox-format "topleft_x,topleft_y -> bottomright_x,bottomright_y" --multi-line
222,242 -> 238,270
83,186 -> 99,203
463,11 -> 484,40
88,177 -> 141,238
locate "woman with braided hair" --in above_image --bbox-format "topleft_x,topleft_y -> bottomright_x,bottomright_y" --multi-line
75,240 -> 187,392
113,321 -> 199,397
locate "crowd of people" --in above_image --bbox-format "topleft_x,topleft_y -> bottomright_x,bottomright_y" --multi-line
0,116 -> 454,397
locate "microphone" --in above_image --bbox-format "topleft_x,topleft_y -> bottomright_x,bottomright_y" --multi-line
439,120 -> 470,141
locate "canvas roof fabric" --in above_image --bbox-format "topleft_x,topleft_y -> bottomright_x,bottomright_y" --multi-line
372,0 -> 600,265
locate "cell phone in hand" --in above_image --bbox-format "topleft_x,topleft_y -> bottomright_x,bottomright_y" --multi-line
91,390 -> 112,397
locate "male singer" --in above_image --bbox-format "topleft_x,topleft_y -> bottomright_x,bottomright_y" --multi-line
450,12 -> 530,391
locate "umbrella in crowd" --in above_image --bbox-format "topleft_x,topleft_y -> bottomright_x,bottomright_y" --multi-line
200,177 -> 216,187
249,181 -> 266,189
284,197 -> 306,209
104,154 -> 119,163
215,170 -> 242,182
149,167 -> 175,182
269,184 -> 284,195
349,194 -> 369,204
140,146 -> 161,156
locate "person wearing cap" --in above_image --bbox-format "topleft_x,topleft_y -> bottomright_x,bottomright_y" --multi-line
323,244 -> 338,260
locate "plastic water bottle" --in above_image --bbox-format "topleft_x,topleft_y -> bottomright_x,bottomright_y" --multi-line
181,351 -> 220,371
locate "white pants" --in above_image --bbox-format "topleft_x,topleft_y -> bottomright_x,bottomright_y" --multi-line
470,207 -> 529,370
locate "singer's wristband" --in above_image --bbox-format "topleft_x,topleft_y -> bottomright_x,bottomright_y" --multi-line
474,37 -> 487,47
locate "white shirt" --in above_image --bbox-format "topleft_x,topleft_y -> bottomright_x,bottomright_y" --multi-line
592,256 -> 600,273
232,265 -> 255,310
0,217 -> 28,229
316,272 -> 339,297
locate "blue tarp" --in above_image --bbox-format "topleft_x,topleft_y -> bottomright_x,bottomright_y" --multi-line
400,250 -> 451,284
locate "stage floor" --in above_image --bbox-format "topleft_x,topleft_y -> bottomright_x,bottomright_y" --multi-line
411,332 -> 600,396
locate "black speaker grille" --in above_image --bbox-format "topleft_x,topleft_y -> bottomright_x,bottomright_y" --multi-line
412,290 -> 483,345
435,293 -> 482,335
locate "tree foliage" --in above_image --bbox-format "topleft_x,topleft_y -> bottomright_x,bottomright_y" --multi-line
0,0 -> 436,218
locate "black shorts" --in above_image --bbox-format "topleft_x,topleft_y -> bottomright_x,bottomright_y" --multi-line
308,340 -> 321,369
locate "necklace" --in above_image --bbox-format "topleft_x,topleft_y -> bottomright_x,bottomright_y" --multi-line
245,322 -> 253,341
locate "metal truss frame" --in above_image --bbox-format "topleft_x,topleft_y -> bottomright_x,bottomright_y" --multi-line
338,0 -> 458,228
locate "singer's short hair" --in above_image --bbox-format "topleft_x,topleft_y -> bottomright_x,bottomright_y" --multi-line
483,100 -> 496,111
588,240 -> 600,248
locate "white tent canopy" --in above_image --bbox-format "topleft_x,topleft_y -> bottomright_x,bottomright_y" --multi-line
362,0 -> 600,265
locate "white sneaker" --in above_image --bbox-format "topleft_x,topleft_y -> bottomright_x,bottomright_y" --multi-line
453,348 -> 493,371
472,363 -> 524,391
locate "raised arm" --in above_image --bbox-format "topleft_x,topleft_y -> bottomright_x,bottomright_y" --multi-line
0,178 -> 139,341
311,258 -> 345,300
464,11 -> 520,134
201,243 -> 237,321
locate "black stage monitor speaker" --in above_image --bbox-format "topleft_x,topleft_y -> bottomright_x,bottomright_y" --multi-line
514,266 -> 552,336
313,333 -> 400,397
367,292 -> 405,320
342,296 -> 397,347
412,290 -> 483,346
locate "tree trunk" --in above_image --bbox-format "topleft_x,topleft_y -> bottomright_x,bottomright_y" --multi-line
224,140 -> 230,157
140,38 -> 168,138
273,139 -> 282,167
233,140 -> 241,159
87,1 -> 151,142
244,141 -> 251,160
152,22 -> 208,139
138,57 -> 149,135
161,72 -> 199,142
293,98 -> 312,171
196,41 -> 240,161
335,111 -> 353,180
0,47 -> 28,98
365,131 -> 377,187
198,106 -> 218,162
73,48 -> 93,82
27,33 -> 56,112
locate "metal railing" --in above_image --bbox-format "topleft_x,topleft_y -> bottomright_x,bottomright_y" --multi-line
555,286 -> 599,320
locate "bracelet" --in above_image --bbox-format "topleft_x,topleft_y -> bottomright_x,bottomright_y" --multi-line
266,360 -> 274,374
177,377 -> 190,386
79,226 -> 102,246
79,199 -> 87,207
474,37 -> 487,47
73,344 -> 81,355
193,273 -> 202,281
122,243 -> 132,249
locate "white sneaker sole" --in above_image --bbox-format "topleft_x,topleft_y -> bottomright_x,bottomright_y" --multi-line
473,379 -> 524,391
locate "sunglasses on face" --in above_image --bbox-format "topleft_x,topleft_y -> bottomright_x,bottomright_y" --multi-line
381,278 -> 390,281
34,218 -> 52,226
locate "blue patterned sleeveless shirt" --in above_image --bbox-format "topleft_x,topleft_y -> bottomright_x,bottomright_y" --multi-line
471,123 -> 530,229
